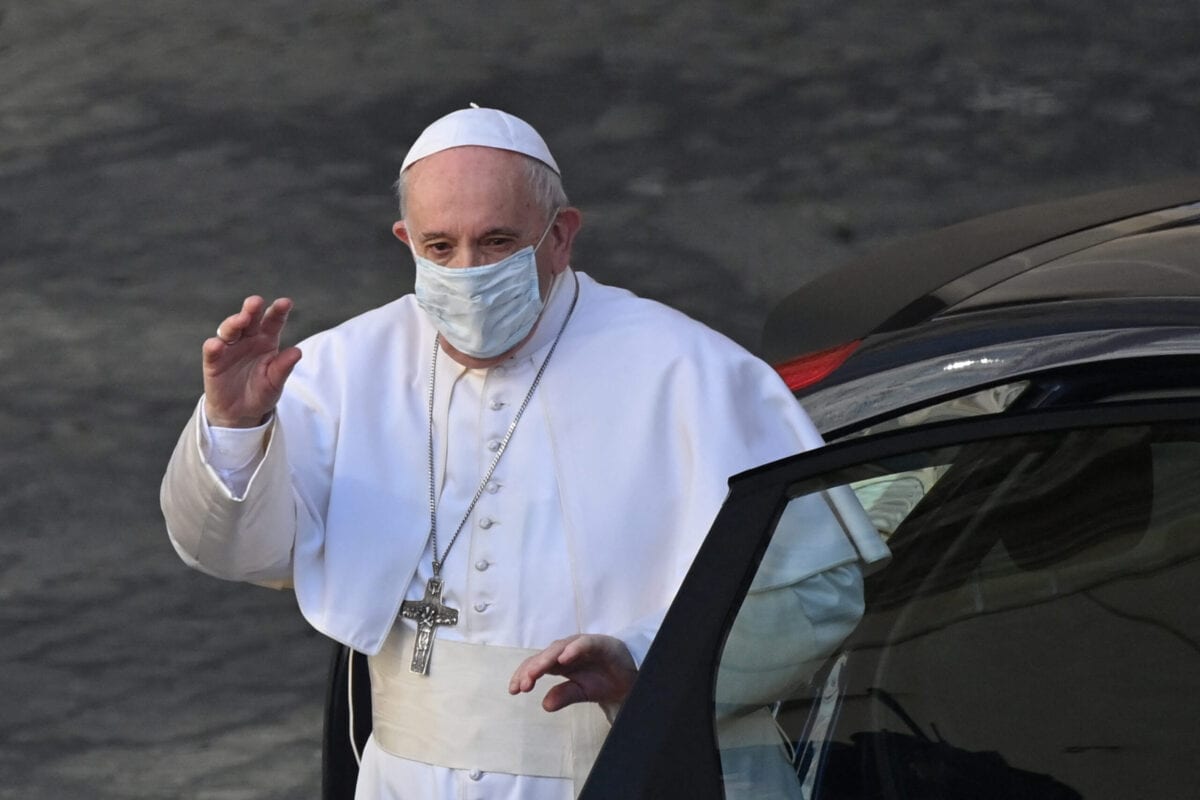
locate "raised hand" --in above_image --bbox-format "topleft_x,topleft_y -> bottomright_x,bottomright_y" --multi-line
203,296 -> 302,428
508,634 -> 638,720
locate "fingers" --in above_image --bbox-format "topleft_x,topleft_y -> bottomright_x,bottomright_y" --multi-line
201,296 -> 301,428
258,297 -> 294,339
541,680 -> 588,713
214,296 -> 264,346
507,635 -> 624,693
238,295 -> 268,339
555,636 -> 593,665
509,638 -> 574,695
508,635 -> 638,717
213,296 -> 293,346
507,638 -> 590,712
202,334 -> 229,364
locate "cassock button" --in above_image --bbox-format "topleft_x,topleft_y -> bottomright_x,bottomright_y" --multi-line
469,769 -> 483,781
486,481 -> 501,494
490,399 -> 505,411
492,366 -> 506,377
474,602 -> 489,613
475,559 -> 490,571
486,439 -> 501,452
479,517 -> 494,529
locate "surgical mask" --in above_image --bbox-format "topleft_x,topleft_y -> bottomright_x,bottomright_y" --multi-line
412,214 -> 557,359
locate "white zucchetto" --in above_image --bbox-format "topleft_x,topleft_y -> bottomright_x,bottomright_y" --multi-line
401,105 -> 560,175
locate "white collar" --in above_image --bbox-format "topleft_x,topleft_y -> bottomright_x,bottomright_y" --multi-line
507,266 -> 577,364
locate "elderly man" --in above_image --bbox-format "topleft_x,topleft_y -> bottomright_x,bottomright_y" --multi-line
161,107 -> 878,799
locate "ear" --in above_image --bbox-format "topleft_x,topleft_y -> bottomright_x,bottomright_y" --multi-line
392,220 -> 410,246
547,207 -> 583,273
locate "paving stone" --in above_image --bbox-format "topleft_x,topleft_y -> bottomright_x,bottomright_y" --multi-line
2,1 -> 1198,796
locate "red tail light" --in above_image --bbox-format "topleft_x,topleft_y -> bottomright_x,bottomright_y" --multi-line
773,340 -> 861,392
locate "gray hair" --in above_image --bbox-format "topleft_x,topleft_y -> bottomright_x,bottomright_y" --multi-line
395,153 -> 569,219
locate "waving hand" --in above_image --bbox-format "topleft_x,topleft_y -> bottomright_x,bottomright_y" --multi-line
203,296 -> 302,428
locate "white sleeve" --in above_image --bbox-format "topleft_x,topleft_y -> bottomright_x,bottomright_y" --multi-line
160,398 -> 298,586
715,565 -> 865,709
613,609 -> 666,671
199,403 -> 272,500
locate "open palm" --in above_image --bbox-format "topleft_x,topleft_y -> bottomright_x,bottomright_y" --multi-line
203,295 -> 303,428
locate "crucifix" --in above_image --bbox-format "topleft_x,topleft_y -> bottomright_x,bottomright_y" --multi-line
399,576 -> 459,675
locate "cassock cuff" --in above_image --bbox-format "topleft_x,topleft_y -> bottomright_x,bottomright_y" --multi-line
614,609 -> 667,671
200,401 -> 274,471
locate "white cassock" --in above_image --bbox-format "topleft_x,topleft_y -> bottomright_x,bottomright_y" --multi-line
162,269 -> 887,800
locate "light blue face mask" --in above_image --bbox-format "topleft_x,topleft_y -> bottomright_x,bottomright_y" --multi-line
413,214 -> 557,359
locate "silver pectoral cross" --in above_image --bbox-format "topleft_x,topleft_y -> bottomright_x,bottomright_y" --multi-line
399,576 -> 459,675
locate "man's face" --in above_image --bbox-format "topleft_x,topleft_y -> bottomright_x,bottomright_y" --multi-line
394,146 -> 577,301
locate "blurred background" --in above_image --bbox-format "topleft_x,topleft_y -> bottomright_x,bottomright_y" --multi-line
1,1 -> 1197,796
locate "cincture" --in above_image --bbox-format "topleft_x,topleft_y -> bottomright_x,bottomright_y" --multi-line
369,624 -> 610,793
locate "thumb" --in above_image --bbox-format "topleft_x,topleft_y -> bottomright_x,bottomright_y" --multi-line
541,680 -> 588,712
266,346 -> 303,389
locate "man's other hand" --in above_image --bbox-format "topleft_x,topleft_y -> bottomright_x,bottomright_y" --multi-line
508,634 -> 638,719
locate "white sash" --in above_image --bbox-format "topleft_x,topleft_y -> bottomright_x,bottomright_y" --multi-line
368,624 -> 611,795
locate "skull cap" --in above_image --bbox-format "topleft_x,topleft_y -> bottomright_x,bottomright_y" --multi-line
401,105 -> 560,175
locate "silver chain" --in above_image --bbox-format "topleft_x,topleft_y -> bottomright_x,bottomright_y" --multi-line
425,275 -> 579,576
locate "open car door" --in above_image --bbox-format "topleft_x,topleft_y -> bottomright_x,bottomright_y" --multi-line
580,398 -> 1200,799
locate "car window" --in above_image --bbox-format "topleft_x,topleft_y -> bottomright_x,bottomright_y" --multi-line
714,420 -> 1200,800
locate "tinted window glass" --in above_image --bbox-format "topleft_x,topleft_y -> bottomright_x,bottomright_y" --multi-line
715,421 -> 1200,799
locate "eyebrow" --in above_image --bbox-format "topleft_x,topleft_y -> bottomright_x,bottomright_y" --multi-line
418,226 -> 523,243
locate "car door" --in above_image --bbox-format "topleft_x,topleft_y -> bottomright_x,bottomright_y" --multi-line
579,398 -> 1200,799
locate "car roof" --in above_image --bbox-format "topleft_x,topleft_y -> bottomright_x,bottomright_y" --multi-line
761,175 -> 1200,365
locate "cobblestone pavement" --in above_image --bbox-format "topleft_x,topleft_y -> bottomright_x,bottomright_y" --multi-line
1,1 -> 1197,797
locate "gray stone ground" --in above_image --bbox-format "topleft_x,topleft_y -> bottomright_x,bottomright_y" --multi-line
1,1 -> 1197,797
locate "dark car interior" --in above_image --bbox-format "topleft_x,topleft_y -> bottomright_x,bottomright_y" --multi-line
779,421 -> 1200,799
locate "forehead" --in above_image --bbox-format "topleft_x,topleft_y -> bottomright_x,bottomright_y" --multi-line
403,146 -> 539,234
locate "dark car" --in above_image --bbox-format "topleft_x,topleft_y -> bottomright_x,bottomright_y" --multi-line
578,177 -> 1200,799
326,178 -> 1200,799
766,175 -> 1200,439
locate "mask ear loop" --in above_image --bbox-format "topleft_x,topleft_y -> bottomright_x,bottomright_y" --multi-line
533,208 -> 560,254
347,648 -> 362,768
